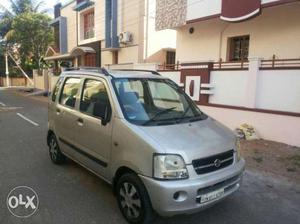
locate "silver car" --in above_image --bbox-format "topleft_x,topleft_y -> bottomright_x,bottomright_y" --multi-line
47,68 -> 245,224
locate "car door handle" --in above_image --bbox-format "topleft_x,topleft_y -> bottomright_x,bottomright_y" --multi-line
77,118 -> 84,126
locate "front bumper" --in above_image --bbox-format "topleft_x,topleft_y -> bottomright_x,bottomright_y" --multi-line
139,158 -> 245,217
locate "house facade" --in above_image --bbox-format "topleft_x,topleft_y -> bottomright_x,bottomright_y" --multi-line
156,0 -> 300,62
156,0 -> 300,146
44,0 -> 176,70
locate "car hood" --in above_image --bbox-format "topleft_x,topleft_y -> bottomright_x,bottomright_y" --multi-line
137,118 -> 236,164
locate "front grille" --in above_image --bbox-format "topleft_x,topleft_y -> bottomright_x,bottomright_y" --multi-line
192,150 -> 234,175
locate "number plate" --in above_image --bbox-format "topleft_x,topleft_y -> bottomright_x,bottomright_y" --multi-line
200,188 -> 225,204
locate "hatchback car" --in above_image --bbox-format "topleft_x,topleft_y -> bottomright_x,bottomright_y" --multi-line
47,68 -> 245,224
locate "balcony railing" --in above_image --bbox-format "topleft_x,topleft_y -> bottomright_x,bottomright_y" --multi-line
158,60 -> 248,71
158,62 -> 181,71
260,55 -> 300,70
158,57 -> 300,71
213,59 -> 249,70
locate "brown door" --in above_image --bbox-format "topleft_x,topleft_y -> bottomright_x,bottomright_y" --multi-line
84,53 -> 96,67
180,63 -> 213,105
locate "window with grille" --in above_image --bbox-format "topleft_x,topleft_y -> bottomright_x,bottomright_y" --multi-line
166,51 -> 176,65
228,35 -> 249,61
83,10 -> 95,39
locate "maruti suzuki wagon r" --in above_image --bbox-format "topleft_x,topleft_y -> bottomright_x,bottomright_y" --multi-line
47,68 -> 245,224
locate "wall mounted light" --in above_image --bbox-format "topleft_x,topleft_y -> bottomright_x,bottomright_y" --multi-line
189,27 -> 194,34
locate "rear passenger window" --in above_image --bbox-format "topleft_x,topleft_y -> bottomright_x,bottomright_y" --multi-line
51,77 -> 63,102
59,78 -> 81,108
80,79 -> 110,119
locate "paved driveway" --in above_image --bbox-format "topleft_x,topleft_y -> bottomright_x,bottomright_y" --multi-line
0,89 -> 299,224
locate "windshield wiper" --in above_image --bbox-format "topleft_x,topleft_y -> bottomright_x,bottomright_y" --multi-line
143,107 -> 176,126
177,107 -> 205,123
176,106 -> 192,123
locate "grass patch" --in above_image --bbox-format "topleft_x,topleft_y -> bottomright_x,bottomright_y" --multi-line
253,156 -> 263,163
287,168 -> 296,172
286,155 -> 300,168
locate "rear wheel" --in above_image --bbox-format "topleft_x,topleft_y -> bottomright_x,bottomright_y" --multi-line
48,134 -> 66,164
116,173 -> 155,224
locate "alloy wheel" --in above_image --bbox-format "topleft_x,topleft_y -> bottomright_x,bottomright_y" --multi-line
49,138 -> 58,161
119,182 -> 142,219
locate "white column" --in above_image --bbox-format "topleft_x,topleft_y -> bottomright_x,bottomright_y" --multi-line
245,57 -> 262,108
5,52 -> 9,87
43,69 -> 49,92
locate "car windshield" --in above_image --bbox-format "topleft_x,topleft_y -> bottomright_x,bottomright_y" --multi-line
112,78 -> 207,126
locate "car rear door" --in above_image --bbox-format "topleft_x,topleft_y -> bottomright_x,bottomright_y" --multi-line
55,76 -> 83,156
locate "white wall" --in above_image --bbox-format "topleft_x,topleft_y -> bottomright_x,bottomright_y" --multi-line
176,3 -> 300,62
256,70 -> 300,113
78,1 -> 105,44
145,0 -> 177,60
117,0 -> 144,63
61,1 -> 77,52
160,64 -> 300,114
160,71 -> 181,85
187,0 -> 221,21
158,66 -> 300,146
187,0 -> 285,21
201,106 -> 300,147
209,71 -> 248,106
107,63 -> 157,70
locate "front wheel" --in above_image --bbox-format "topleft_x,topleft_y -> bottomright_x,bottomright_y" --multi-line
116,173 -> 155,224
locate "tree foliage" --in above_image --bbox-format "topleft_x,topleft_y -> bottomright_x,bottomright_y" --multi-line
10,13 -> 53,69
0,0 -> 47,39
0,0 -> 52,70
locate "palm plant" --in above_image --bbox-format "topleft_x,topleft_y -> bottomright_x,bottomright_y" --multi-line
0,0 -> 47,40
0,0 -> 50,73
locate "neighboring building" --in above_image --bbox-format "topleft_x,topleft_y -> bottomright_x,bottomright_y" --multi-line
155,0 -> 300,146
44,0 -> 176,70
156,0 -> 300,62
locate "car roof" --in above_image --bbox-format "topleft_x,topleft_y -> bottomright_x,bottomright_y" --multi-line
61,68 -> 165,79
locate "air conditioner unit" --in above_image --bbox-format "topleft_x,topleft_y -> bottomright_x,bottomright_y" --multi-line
119,31 -> 132,44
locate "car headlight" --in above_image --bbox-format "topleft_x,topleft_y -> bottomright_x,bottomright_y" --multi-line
153,154 -> 189,180
235,138 -> 241,161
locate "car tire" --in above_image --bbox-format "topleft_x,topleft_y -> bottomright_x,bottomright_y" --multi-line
116,173 -> 155,224
48,134 -> 66,164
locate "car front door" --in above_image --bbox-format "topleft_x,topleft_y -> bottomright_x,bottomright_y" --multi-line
72,78 -> 113,179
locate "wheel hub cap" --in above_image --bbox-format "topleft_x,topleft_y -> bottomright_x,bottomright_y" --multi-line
119,182 -> 141,219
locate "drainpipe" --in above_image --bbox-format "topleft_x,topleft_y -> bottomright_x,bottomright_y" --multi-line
76,11 -> 79,46
144,0 -> 149,62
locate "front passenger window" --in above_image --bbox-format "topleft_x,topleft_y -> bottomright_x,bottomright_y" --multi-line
80,79 -> 111,120
59,77 -> 81,108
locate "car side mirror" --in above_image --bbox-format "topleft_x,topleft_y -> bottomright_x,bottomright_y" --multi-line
93,101 -> 112,126
101,118 -> 108,126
